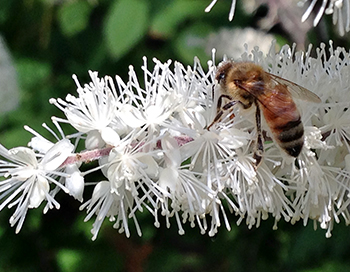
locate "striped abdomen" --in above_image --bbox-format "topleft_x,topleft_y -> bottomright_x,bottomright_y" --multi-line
260,90 -> 304,157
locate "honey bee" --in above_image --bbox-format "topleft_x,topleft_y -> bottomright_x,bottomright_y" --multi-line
208,61 -> 321,166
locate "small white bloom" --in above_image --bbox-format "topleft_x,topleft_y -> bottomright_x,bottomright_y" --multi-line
205,0 -> 237,21
157,135 -> 216,234
304,126 -> 332,150
0,139 -> 74,233
107,146 -> 159,196
50,71 -> 123,149
206,28 -> 276,60
116,59 -> 184,144
301,0 -> 350,35
80,180 -> 140,240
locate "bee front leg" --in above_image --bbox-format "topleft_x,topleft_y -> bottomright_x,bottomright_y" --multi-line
208,94 -> 235,130
254,103 -> 264,167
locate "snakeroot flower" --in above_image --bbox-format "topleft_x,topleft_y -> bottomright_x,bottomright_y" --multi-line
206,0 -> 350,36
0,138 -> 74,233
206,28 -> 276,60
2,41 -> 350,239
300,0 -> 350,35
205,0 -> 237,21
49,71 -> 123,149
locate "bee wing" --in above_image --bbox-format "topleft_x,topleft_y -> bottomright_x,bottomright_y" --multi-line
268,73 -> 321,103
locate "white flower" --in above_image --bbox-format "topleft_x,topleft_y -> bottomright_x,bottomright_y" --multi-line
0,139 -> 74,233
205,0 -> 350,36
50,71 -> 123,149
301,0 -> 350,35
52,43 -> 350,238
206,28 -> 276,60
4,40 -> 350,239
205,0 -> 237,21
157,135 -> 216,235
107,145 -> 160,197
80,180 -> 139,240
80,138 -> 164,240
289,153 -> 350,238
25,122 -> 85,204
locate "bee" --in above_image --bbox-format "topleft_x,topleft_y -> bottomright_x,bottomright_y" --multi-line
208,61 -> 321,166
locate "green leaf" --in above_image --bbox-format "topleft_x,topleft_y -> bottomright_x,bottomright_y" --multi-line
151,0 -> 206,39
104,0 -> 149,60
58,1 -> 92,37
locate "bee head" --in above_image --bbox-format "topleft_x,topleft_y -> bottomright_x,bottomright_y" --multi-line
215,61 -> 234,85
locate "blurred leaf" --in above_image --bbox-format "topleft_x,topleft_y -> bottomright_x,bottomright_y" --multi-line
15,58 -> 51,90
1,114 -> 41,148
147,249 -> 188,272
104,0 -> 149,60
174,22 -> 213,65
0,1 -> 12,25
286,225 -> 328,269
150,0 -> 206,39
302,261 -> 350,272
57,249 -> 83,272
0,36 -> 19,114
58,1 -> 92,37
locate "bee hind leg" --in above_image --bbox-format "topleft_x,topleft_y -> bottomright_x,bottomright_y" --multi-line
253,134 -> 264,167
253,102 -> 264,167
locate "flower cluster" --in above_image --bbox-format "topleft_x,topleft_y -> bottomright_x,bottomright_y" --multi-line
1,42 -> 350,239
301,0 -> 350,35
206,0 -> 350,36
205,0 -> 237,21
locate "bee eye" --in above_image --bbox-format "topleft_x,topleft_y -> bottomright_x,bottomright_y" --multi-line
217,72 -> 225,83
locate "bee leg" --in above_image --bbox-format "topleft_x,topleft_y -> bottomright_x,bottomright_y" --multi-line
254,103 -> 264,167
207,94 -> 234,130
207,110 -> 223,130
223,101 -> 237,110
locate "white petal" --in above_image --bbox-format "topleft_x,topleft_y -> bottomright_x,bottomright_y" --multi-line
8,146 -> 38,166
179,107 -> 206,129
28,175 -> 49,208
100,127 -> 120,146
85,130 -> 105,149
161,135 -> 181,167
159,167 -> 179,191
90,180 -> 110,203
28,136 -> 54,154
65,164 -> 84,202
180,138 -> 204,161
40,139 -> 74,171
137,154 -> 159,179
118,104 -> 146,128
345,154 -> 350,172
219,128 -> 249,149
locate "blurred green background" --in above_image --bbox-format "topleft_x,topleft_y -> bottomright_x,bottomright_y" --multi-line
1,0 -> 350,271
